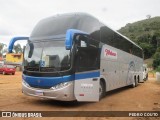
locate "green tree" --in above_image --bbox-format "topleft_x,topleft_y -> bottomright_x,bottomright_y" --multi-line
13,44 -> 23,53
146,15 -> 151,19
0,43 -> 7,57
153,59 -> 160,69
139,43 -> 156,59
153,47 -> 160,69
118,16 -> 160,69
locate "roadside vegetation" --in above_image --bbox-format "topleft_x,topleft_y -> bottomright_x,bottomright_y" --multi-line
119,16 -> 160,70
0,43 -> 23,56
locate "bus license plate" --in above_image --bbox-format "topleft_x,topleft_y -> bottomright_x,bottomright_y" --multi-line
35,90 -> 43,96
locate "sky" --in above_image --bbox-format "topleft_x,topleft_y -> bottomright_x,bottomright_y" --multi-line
0,0 -> 160,47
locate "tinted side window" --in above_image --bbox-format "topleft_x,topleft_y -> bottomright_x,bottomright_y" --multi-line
100,26 -> 143,58
100,26 -> 131,53
76,47 -> 100,72
112,33 -> 121,50
132,45 -> 143,58
100,26 -> 114,45
115,34 -> 133,53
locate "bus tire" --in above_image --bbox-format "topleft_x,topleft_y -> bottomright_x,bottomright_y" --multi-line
99,80 -> 105,100
146,74 -> 148,81
137,75 -> 142,83
132,79 -> 137,88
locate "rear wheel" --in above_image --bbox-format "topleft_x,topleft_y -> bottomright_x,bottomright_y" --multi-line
146,74 -> 148,81
99,80 -> 105,100
3,71 -> 6,75
12,73 -> 15,75
132,79 -> 138,88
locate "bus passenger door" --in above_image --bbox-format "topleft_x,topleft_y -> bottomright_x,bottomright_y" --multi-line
74,42 -> 100,101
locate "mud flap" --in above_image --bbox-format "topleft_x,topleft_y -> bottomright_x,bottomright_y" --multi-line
74,72 -> 100,102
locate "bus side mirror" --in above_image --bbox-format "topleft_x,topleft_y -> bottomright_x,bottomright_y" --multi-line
28,43 -> 34,58
8,37 -> 29,53
65,29 -> 88,50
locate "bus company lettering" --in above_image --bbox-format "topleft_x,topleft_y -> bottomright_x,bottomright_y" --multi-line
104,48 -> 117,59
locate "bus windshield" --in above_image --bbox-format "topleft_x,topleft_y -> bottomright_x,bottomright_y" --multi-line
24,40 -> 71,72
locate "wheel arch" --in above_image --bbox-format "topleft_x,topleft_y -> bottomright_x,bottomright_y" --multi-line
100,78 -> 106,91
137,75 -> 140,83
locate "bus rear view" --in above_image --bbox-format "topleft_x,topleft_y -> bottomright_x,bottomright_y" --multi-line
21,13 -> 143,102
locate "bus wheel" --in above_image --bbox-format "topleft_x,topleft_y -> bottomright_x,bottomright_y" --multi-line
99,80 -> 105,99
132,79 -> 137,88
146,74 -> 148,81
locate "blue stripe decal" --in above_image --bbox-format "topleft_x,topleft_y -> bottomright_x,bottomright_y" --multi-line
22,71 -> 100,87
75,71 -> 100,80
22,74 -> 75,88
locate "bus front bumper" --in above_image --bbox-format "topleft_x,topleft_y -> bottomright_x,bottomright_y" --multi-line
22,81 -> 76,101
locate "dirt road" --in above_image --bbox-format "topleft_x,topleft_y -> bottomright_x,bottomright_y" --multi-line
0,72 -> 160,120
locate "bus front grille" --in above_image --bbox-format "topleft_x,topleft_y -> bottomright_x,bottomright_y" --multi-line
30,85 -> 51,89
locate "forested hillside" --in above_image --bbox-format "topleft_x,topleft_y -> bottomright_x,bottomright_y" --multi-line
119,17 -> 160,69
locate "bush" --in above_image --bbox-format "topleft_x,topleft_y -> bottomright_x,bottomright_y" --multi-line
153,59 -> 160,69
156,66 -> 160,72
152,47 -> 160,69
139,43 -> 156,59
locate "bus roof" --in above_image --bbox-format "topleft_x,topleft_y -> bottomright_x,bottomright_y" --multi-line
30,13 -> 97,40
30,12 -> 142,50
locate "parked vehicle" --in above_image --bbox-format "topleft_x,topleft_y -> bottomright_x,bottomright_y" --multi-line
143,64 -> 148,81
0,65 -> 16,75
8,13 -> 143,102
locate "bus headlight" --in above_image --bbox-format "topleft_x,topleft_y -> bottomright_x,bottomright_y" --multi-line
51,82 -> 71,90
22,80 -> 30,87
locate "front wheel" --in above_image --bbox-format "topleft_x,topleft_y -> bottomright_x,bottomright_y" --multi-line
99,80 -> 105,100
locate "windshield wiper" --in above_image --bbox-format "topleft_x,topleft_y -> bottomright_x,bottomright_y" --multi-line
52,67 -> 62,76
40,67 -> 62,76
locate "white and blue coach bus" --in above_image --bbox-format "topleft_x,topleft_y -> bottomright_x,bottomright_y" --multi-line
8,13 -> 144,102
